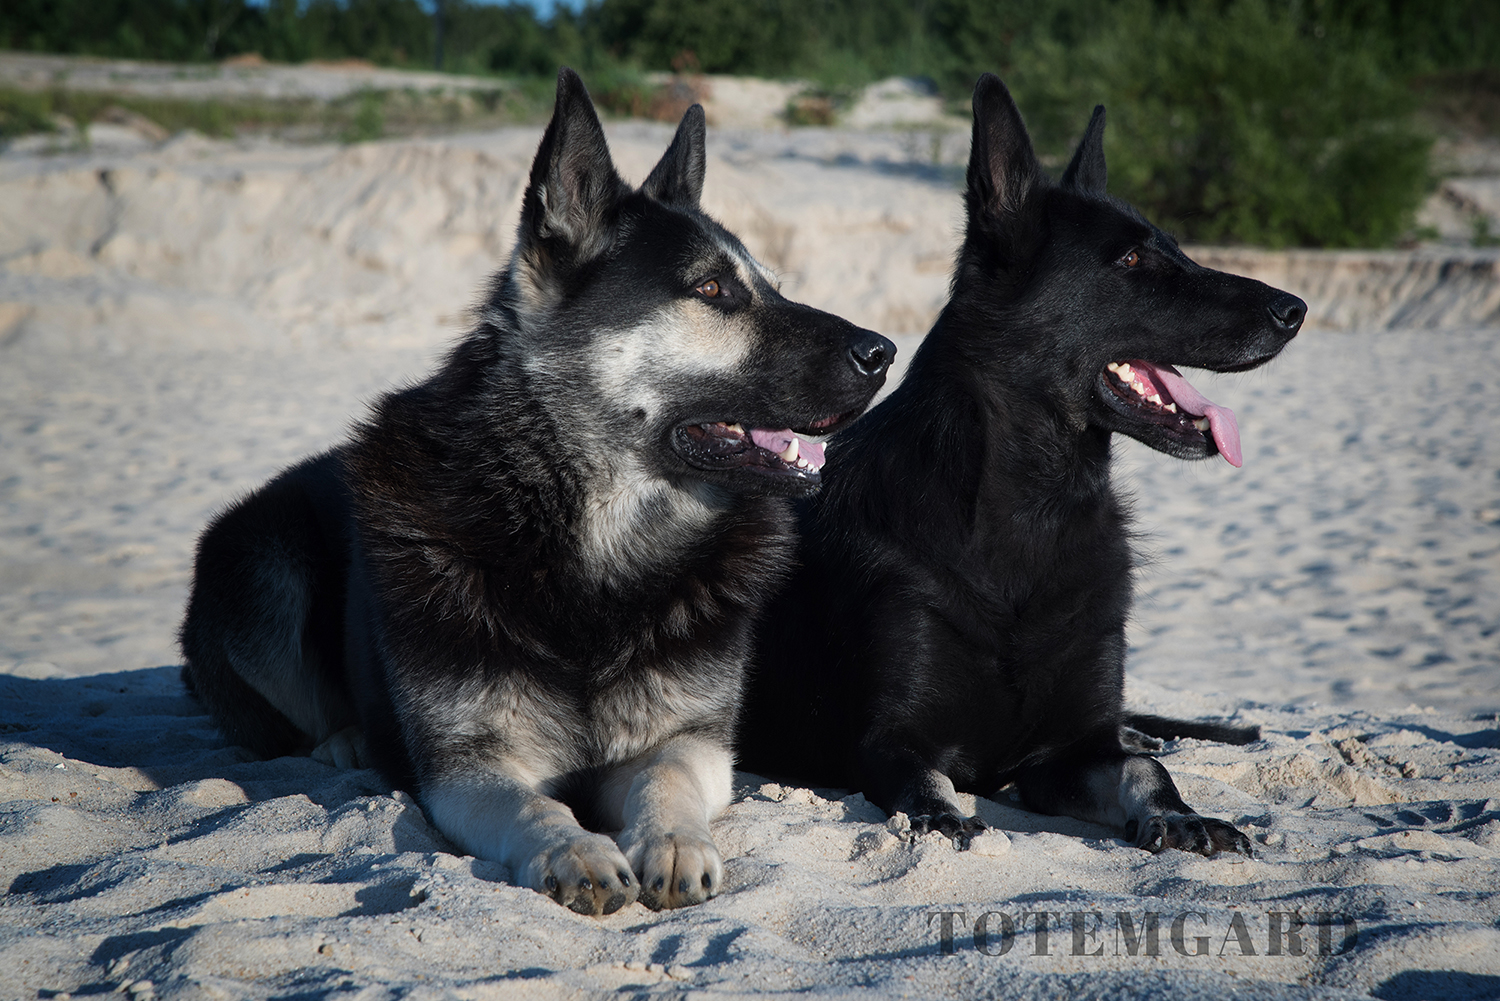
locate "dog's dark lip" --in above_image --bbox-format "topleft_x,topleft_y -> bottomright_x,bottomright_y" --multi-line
670,421 -> 823,482
794,407 -> 862,437
1094,363 -> 1214,451
1210,349 -> 1288,374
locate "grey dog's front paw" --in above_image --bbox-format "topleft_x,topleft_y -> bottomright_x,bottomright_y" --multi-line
621,829 -> 723,910
524,834 -> 639,915
1129,812 -> 1253,857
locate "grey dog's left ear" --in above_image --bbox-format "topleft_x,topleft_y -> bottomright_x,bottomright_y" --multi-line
1060,104 -> 1107,194
520,68 -> 625,259
641,104 -> 706,209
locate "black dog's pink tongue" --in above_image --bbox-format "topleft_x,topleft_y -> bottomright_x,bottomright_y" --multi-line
1132,361 -> 1243,468
749,429 -> 826,469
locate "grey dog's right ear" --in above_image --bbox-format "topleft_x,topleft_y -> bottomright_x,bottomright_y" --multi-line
519,68 -> 626,261
641,104 -> 706,209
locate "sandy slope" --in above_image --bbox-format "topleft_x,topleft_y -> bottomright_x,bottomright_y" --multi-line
0,50 -> 507,103
2,126 -> 1499,999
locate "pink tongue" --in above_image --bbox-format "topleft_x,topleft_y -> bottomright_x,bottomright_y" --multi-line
1137,363 -> 1243,468
749,428 -> 826,470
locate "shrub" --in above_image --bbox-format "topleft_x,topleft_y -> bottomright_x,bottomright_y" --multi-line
0,88 -> 57,139
1003,0 -> 1433,247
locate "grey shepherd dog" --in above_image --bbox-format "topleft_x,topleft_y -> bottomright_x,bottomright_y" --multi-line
180,68 -> 894,915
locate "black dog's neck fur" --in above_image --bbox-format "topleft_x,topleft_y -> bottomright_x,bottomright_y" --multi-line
844,282 -> 1124,587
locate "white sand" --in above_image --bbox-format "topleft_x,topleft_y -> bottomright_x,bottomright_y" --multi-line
3,123 -> 1499,1000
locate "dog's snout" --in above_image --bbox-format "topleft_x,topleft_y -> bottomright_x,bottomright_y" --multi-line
849,332 -> 895,378
1268,293 -> 1306,335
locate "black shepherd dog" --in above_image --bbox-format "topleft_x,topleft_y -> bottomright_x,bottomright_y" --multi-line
742,75 -> 1305,856
180,69 -> 893,914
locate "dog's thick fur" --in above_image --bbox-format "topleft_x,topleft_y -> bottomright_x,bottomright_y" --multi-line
741,75 -> 1305,856
180,69 -> 893,914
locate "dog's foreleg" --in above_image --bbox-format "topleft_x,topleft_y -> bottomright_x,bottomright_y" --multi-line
423,766 -> 638,915
1016,746 -> 1252,857
606,735 -> 731,910
859,742 -> 987,849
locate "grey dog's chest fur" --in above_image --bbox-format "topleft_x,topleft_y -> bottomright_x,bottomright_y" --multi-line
401,644 -> 745,787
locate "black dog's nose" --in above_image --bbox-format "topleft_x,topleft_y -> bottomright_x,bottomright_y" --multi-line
849,332 -> 896,378
1268,293 -> 1307,334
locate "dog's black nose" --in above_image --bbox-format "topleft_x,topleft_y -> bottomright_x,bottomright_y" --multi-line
849,332 -> 895,378
1268,293 -> 1306,334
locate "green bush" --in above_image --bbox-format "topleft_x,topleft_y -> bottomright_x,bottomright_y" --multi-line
1004,0 -> 1434,248
589,0 -> 811,76
0,88 -> 57,139
342,89 -> 385,142
0,87 -> 243,139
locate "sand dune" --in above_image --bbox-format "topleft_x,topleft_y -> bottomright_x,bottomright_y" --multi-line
2,123 -> 1499,999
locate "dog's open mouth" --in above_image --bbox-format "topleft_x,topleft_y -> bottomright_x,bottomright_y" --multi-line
1100,359 -> 1243,466
673,420 -> 833,480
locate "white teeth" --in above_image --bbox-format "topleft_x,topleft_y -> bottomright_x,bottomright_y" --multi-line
1165,403 -> 1177,413
1192,417 -> 1210,431
1116,363 -> 1134,380
1131,380 -> 1147,396
726,423 -> 745,435
1147,393 -> 1162,405
1106,362 -> 1121,373
779,438 -> 799,463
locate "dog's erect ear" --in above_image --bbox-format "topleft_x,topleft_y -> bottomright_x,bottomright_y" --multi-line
520,68 -> 625,260
965,74 -> 1041,222
641,104 -> 706,209
1060,104 -> 1107,194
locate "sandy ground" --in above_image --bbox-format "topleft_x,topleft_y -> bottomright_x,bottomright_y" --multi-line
2,118 -> 1499,999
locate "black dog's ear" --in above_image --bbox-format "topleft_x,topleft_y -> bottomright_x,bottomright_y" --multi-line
1060,104 -> 1107,194
641,104 -> 706,209
519,68 -> 625,262
965,73 -> 1041,223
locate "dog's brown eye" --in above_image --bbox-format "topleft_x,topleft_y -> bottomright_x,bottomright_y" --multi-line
1118,249 -> 1141,267
696,279 -> 721,297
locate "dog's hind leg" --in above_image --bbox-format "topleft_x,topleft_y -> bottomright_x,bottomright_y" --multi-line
180,456 -> 354,758
605,735 -> 733,910
1119,726 -> 1165,754
1015,738 -> 1252,856
310,726 -> 368,769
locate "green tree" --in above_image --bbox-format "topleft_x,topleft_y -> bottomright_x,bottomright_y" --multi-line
1001,0 -> 1431,247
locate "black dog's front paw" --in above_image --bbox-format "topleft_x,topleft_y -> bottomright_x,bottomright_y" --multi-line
910,812 -> 988,850
1128,813 -> 1253,857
